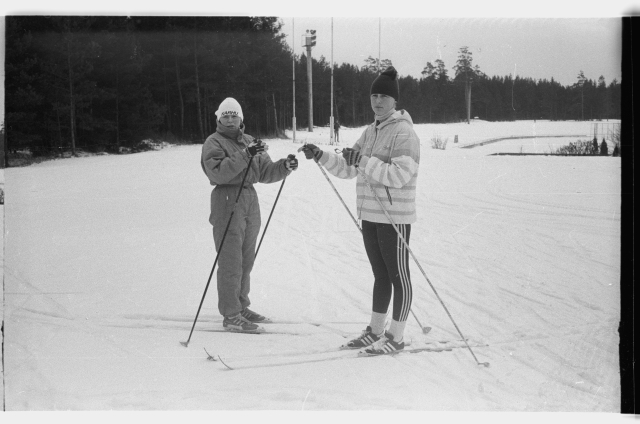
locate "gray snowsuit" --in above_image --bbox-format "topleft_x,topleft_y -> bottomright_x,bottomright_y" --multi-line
201,122 -> 290,317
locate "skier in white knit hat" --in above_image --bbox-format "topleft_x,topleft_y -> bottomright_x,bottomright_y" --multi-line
215,97 -> 244,121
201,97 -> 298,333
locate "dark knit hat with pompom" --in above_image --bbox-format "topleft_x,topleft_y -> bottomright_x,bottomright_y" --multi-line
370,66 -> 399,101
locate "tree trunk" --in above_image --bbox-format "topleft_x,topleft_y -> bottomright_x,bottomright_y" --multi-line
272,93 -> 281,137
174,38 -> 185,139
162,39 -> 171,135
67,35 -> 77,156
2,126 -> 7,167
468,82 -> 472,123
464,75 -> 470,124
116,64 -> 120,151
193,32 -> 204,142
55,106 -> 63,156
352,88 -> 356,126
203,86 -> 209,136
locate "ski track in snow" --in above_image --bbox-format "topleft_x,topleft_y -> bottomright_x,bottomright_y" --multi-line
1,120 -> 620,411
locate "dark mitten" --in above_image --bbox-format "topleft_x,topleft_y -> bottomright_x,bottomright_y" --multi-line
285,154 -> 298,171
342,148 -> 362,167
299,143 -> 323,160
247,140 -> 265,157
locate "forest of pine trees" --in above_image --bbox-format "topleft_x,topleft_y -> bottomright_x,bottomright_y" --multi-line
3,16 -> 622,159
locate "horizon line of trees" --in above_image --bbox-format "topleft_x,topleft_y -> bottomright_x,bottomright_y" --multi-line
3,16 -> 621,159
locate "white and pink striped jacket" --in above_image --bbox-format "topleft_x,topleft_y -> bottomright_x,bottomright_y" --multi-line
319,109 -> 420,224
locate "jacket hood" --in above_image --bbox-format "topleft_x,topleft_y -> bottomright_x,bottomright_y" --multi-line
377,109 -> 414,129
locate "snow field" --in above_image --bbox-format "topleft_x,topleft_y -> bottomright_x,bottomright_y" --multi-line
2,120 -> 621,412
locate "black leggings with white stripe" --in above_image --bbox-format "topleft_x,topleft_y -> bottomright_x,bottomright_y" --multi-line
362,220 -> 412,322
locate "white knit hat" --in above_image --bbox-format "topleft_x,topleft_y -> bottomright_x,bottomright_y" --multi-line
215,97 -> 244,121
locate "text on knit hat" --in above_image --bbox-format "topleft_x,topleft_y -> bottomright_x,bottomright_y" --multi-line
215,97 -> 244,121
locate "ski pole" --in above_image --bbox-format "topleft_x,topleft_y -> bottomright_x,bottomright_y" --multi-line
302,144 -> 430,334
181,154 -> 255,347
255,178 -> 285,258
310,153 -> 361,232
255,154 -> 295,258
357,168 -> 489,367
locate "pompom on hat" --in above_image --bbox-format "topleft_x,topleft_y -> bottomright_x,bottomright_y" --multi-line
370,66 -> 399,101
215,97 -> 244,121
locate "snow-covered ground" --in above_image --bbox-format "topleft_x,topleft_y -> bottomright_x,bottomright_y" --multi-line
2,120 -> 621,415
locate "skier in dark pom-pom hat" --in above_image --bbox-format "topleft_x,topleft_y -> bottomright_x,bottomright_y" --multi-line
301,66 -> 421,355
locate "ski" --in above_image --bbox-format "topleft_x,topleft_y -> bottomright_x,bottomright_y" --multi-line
339,338 -> 416,350
119,314 -> 351,338
105,316 -> 342,340
122,313 -> 355,328
112,320 -> 310,337
203,328 -> 307,336
357,341 -> 482,357
270,321 -> 351,338
180,327 -> 304,346
216,350 -> 355,371
212,339 -> 487,371
211,346 -> 348,364
339,328 -> 431,350
205,322 -> 351,336
216,319 -> 352,338
209,327 -> 266,334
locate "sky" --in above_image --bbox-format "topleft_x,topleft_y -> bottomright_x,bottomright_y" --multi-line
281,17 -> 622,86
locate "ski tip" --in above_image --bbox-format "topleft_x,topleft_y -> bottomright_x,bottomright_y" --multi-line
204,347 -> 217,361
339,345 -> 358,351
218,355 -> 234,370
